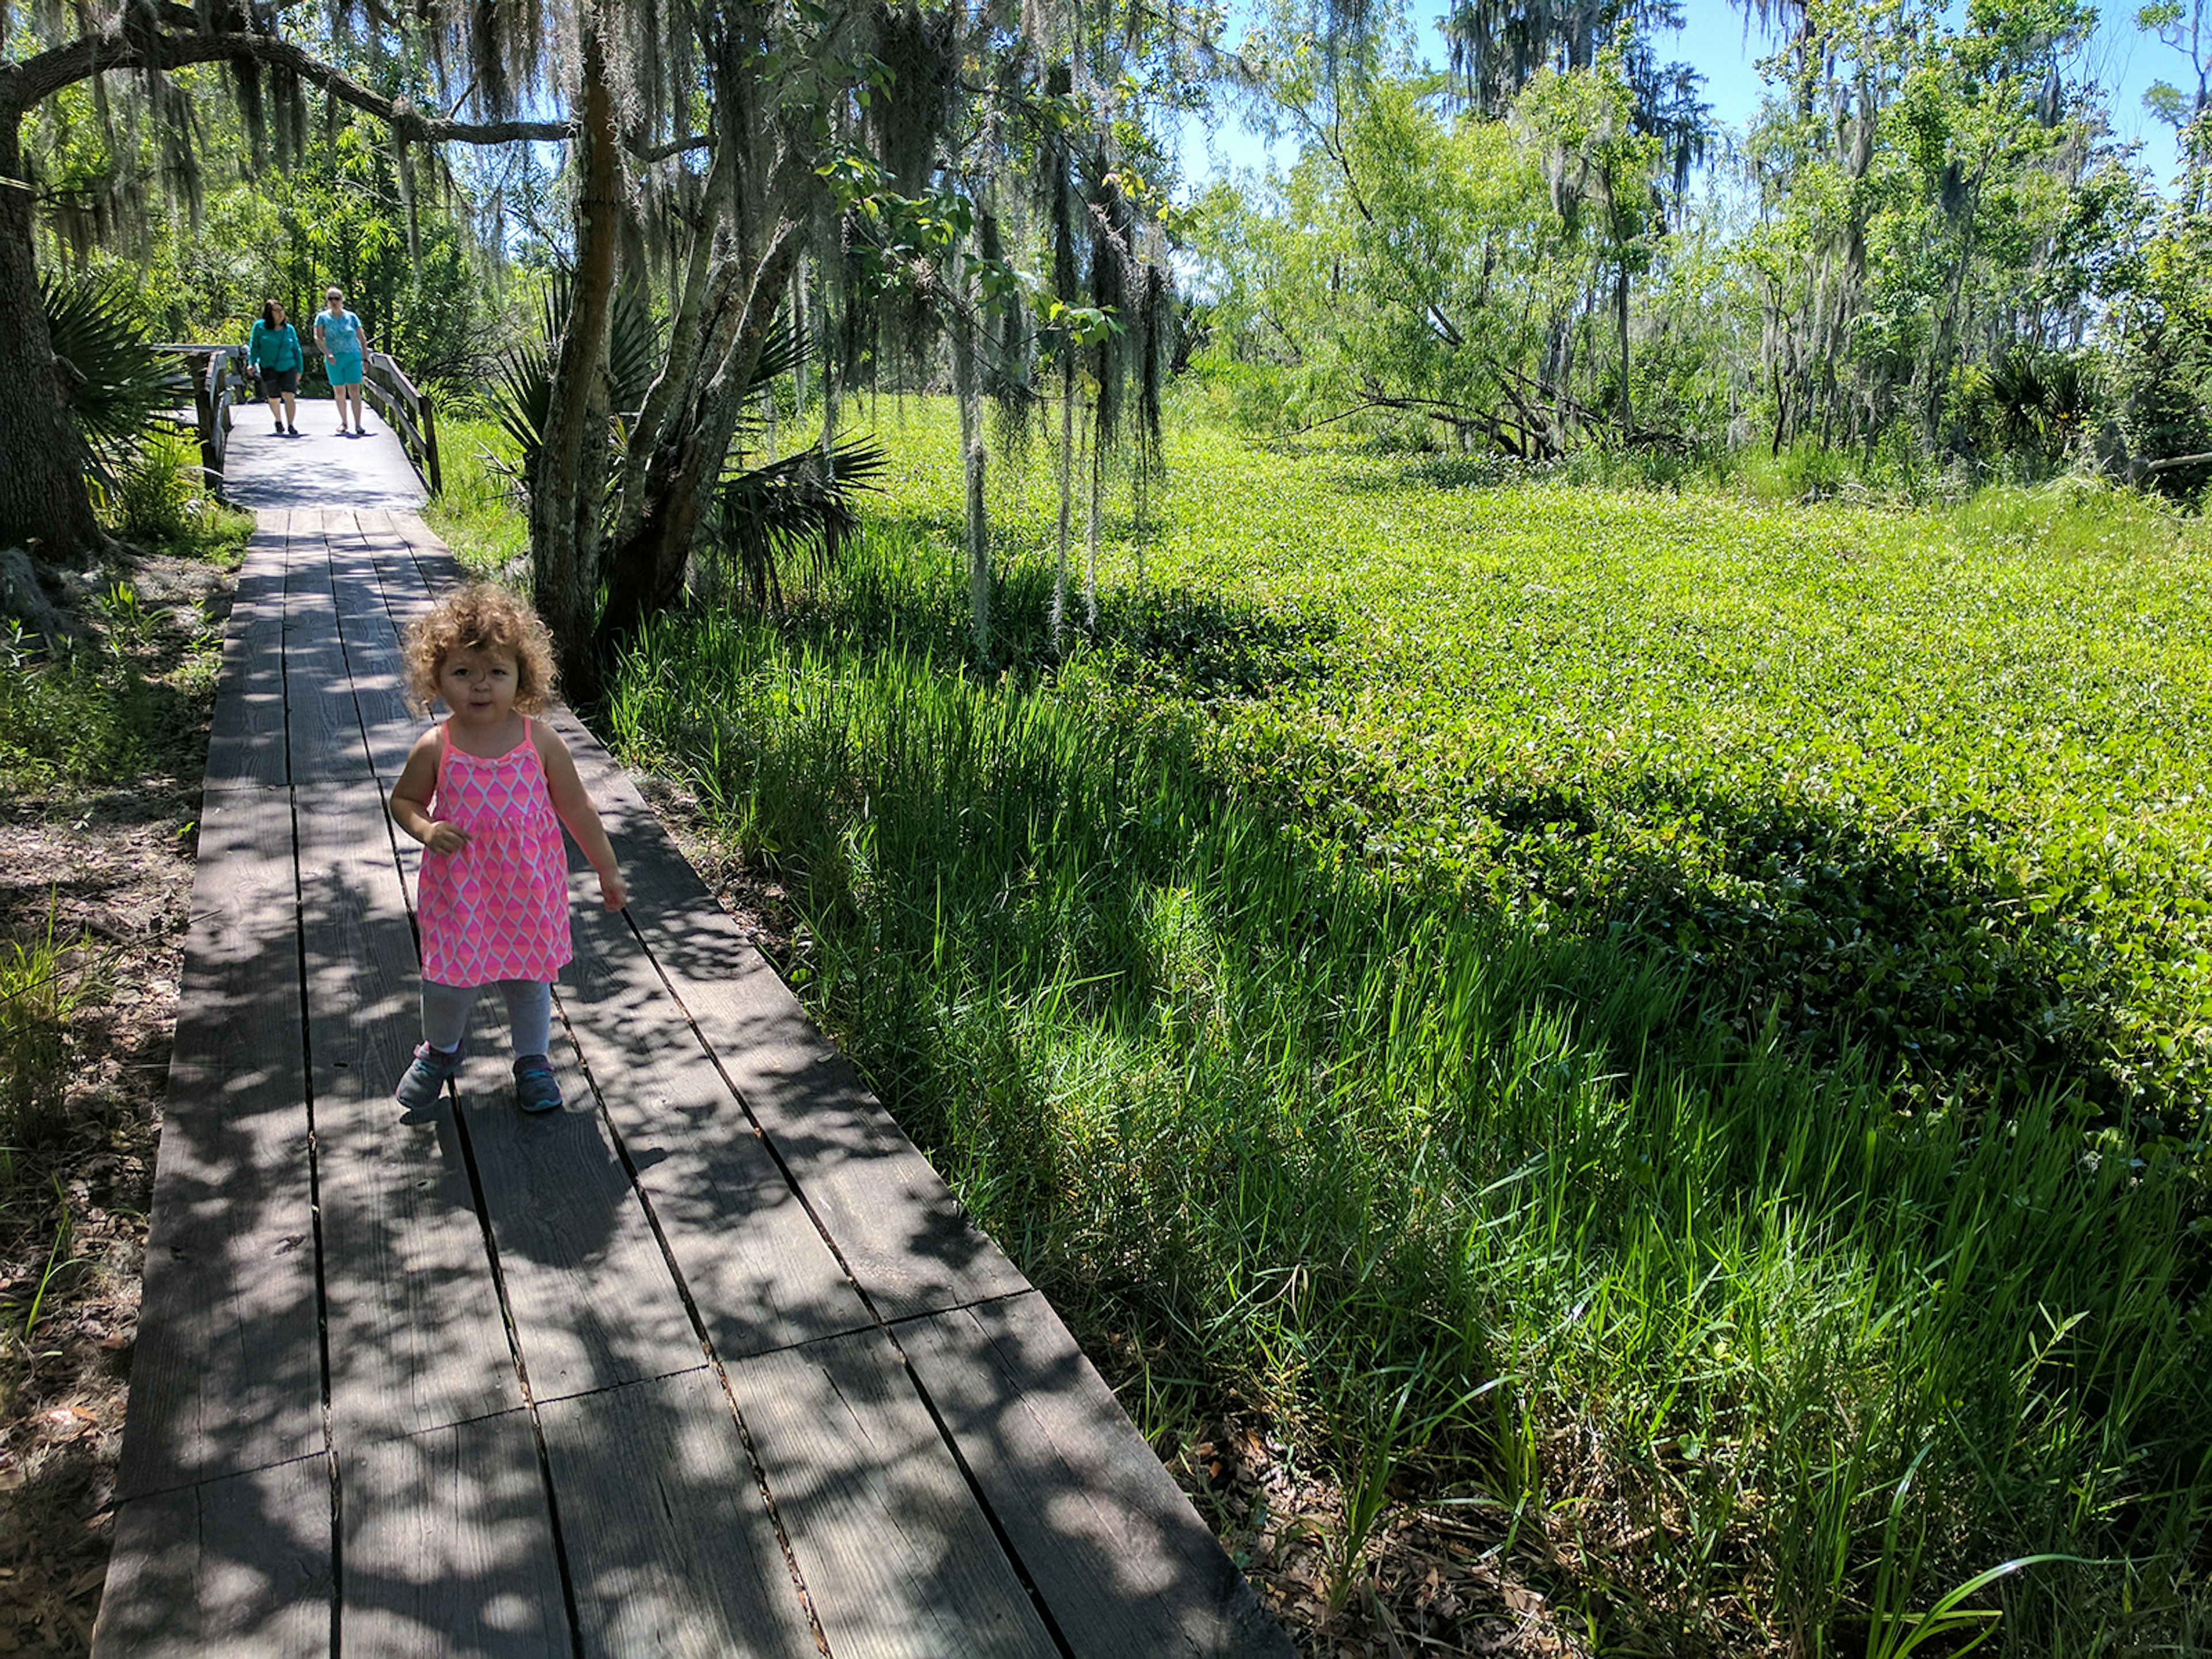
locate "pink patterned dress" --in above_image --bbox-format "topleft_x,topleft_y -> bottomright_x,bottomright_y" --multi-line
416,718 -> 573,987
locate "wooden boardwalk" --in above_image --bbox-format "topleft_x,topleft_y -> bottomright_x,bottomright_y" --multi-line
93,486 -> 1291,1655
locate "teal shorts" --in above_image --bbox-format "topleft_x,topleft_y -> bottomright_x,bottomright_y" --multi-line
327,352 -> 363,388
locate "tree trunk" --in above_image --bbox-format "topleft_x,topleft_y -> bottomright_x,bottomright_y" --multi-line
532,13 -> 619,700
1051,356 -> 1073,651
1614,258 -> 1631,434
1083,415 -> 1101,631
0,112 -> 107,563
951,300 -> 989,662
596,228 -> 803,650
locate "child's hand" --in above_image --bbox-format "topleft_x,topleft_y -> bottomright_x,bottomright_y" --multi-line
423,820 -> 469,855
599,868 -> 628,911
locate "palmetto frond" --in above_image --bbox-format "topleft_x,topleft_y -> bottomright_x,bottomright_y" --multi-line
39,270 -> 188,483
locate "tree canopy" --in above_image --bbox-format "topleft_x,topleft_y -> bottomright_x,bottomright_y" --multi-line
3,0 -> 2206,674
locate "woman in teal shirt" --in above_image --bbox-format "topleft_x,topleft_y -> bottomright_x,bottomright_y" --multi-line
247,300 -> 302,435
315,286 -> 371,437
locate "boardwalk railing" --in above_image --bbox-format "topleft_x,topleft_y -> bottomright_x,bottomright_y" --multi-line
157,340 -> 444,498
154,343 -> 251,482
361,350 -> 443,496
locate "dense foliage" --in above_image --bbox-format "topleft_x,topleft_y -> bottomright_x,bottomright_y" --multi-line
602,403 -> 2212,1651
29,65 -> 514,386
1194,0 -> 2212,497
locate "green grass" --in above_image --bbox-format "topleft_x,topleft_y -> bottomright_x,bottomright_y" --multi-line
884,407 -> 2212,1124
599,401 -> 2212,1652
0,573 -> 230,797
0,908 -> 107,1149
420,413 -> 530,580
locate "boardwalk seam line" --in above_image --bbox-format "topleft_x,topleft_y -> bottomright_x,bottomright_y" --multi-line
550,984 -> 836,1658
520,1362 -> 713,1412
109,1446 -> 335,1506
276,512 -> 344,1658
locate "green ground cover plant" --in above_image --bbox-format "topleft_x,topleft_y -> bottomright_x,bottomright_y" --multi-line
420,412 -> 533,582
603,402 -> 2211,1651
0,571 -> 229,797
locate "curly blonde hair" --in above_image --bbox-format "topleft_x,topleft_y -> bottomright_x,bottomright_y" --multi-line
401,584 -> 558,715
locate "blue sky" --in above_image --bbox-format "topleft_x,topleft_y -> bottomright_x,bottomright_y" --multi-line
1176,0 -> 2192,195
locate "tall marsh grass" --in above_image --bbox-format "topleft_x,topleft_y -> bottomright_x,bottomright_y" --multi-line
419,413 -> 531,579
607,544 -> 2211,1650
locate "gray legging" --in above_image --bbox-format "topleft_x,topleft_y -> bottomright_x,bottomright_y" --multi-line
421,978 -> 552,1058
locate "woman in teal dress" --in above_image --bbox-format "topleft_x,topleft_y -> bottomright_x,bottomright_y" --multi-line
314,286 -> 371,436
247,299 -> 302,435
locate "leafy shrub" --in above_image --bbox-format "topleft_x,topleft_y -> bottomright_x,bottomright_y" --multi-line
0,650 -> 160,786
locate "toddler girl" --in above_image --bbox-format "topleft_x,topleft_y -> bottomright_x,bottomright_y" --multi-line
388,585 -> 628,1112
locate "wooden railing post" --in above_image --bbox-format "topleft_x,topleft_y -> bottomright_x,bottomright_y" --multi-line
418,384 -> 442,497
195,351 -> 222,480
362,350 -> 443,498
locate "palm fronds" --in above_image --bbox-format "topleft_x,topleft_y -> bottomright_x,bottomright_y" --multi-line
707,435 -> 887,608
39,270 -> 187,484
486,267 -> 880,607
1986,348 -> 2101,464
485,271 -> 663,486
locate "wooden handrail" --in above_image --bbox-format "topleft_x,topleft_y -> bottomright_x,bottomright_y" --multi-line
363,350 -> 443,496
178,345 -> 245,481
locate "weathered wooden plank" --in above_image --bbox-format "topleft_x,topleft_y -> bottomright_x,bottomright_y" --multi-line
558,878 -> 865,1363
202,514 -> 293,787
338,1411 -> 570,1657
552,715 -> 1029,1321
727,1328 -> 1058,1659
357,509 -> 444,621
117,781 -> 323,1501
281,511 -> 373,789
286,526 -> 519,1438
538,1368 -> 820,1657
91,1455 -> 332,1658
320,512 -> 424,783
224,431 -> 426,516
900,1293 -> 1294,1659
380,508 -> 459,589
449,991 -> 705,1403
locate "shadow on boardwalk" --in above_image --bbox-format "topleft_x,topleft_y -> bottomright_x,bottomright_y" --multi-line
91,505 -> 1293,1658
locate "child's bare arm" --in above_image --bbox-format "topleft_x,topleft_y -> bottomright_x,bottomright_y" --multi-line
390,729 -> 467,853
536,725 -> 628,910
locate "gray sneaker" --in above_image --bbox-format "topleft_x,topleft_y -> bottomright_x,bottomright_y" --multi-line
395,1040 -> 463,1109
513,1054 -> 562,1113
